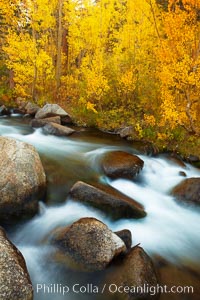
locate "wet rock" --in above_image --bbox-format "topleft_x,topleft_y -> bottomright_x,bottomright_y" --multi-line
186,154 -> 200,163
0,227 -> 33,300
35,104 -> 70,119
25,102 -> 39,116
143,143 -> 159,156
0,137 -> 46,223
186,155 -> 200,169
30,116 -> 61,128
101,151 -> 144,179
156,259 -> 200,300
69,181 -> 146,219
15,97 -> 27,107
42,122 -> 75,136
191,161 -> 200,169
12,108 -> 25,114
179,171 -> 187,177
118,126 -> 133,139
167,154 -> 186,168
0,105 -> 10,116
171,177 -> 200,206
16,97 -> 26,106
51,218 -> 126,271
15,98 -> 27,114
61,115 -> 73,125
114,229 -> 132,251
105,246 -> 159,300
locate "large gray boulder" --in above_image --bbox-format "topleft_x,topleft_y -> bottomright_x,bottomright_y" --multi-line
35,104 -> 70,120
0,137 -> 46,222
0,227 -> 33,300
105,246 -> 159,300
51,218 -> 126,272
42,122 -> 75,136
69,181 -> 146,219
101,151 -> 144,179
25,102 -> 39,116
171,177 -> 200,206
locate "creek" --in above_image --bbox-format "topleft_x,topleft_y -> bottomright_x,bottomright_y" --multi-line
0,114 -> 200,300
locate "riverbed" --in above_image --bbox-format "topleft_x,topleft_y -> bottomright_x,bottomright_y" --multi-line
0,114 -> 200,300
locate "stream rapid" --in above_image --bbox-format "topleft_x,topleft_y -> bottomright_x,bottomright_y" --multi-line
0,114 -> 200,300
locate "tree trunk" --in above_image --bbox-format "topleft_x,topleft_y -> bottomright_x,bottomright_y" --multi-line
9,70 -> 14,89
56,0 -> 63,93
185,90 -> 198,135
32,27 -> 38,102
62,28 -> 69,72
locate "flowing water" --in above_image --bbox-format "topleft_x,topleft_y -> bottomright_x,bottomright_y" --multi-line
0,115 -> 200,300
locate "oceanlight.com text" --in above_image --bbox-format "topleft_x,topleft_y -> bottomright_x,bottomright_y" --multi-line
36,283 -> 194,296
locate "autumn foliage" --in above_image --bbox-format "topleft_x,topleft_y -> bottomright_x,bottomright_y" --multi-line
0,0 -> 200,144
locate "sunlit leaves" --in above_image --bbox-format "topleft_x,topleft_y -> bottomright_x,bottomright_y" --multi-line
1,0 -> 199,139
156,0 -> 200,134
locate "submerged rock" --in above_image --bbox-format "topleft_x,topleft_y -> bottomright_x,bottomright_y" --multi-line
164,153 -> 186,168
51,217 -> 126,271
30,116 -> 61,128
179,171 -> 187,177
105,246 -> 159,300
0,137 -> 46,223
0,227 -> 33,300
61,115 -> 73,125
35,103 -> 71,120
156,258 -> 200,300
171,177 -> 200,206
114,229 -> 132,251
69,181 -> 146,219
42,122 -> 75,136
101,151 -> 144,179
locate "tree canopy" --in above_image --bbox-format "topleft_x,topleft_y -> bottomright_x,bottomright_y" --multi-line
0,0 -> 200,150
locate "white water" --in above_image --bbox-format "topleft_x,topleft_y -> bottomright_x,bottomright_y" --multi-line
1,116 -> 200,299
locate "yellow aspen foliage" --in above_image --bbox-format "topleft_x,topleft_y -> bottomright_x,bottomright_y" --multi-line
159,90 -> 179,129
86,101 -> 98,114
79,51 -> 110,109
157,0 -> 200,134
157,132 -> 168,141
60,73 -> 79,101
1,0 -> 59,101
135,123 -> 144,138
118,67 -> 137,94
27,0 -> 57,31
3,30 -> 54,97
144,114 -> 156,127
0,0 -> 26,27
1,0 -> 200,151
3,31 -> 35,96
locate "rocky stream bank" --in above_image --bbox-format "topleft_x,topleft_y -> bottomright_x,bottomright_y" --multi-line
0,103 -> 200,300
